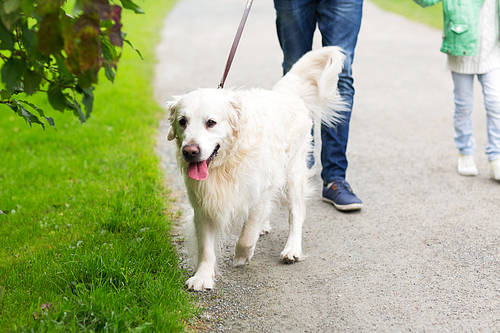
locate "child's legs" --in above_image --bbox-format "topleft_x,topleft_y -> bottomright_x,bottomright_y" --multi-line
452,71 -> 475,156
478,68 -> 500,161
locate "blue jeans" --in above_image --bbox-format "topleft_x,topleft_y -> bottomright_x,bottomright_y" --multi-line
452,69 -> 500,161
274,0 -> 363,184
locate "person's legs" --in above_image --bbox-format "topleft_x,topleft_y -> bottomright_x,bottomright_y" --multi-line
451,71 -> 476,156
273,0 -> 317,75
316,0 -> 363,183
478,68 -> 500,161
478,68 -> 500,180
274,0 -> 317,168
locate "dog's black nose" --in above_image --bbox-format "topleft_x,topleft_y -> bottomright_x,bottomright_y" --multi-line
182,144 -> 200,160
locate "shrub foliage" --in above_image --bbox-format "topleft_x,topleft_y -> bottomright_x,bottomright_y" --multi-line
0,0 -> 143,128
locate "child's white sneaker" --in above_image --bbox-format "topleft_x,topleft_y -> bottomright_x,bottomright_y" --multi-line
457,154 -> 478,176
489,159 -> 500,180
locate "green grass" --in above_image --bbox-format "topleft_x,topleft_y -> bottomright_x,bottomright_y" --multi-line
370,0 -> 443,29
0,1 -> 199,331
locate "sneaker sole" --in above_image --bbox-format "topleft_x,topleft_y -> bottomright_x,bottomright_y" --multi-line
322,197 -> 362,211
458,169 -> 479,176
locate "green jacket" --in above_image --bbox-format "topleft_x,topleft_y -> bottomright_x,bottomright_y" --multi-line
414,0 -> 500,56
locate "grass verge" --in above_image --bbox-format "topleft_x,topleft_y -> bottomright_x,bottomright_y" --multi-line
370,0 -> 443,29
0,0 -> 199,331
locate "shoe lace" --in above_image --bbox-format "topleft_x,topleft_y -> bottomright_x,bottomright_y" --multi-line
330,179 -> 353,193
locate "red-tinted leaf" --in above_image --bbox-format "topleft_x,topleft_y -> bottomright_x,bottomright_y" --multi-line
79,37 -> 101,71
82,0 -> 111,19
36,0 -> 63,15
74,15 -> 101,71
108,23 -> 122,46
111,5 -> 121,23
37,13 -> 63,55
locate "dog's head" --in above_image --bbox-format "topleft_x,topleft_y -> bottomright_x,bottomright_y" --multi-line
167,88 -> 240,181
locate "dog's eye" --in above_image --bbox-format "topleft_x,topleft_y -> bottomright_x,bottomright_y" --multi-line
179,117 -> 187,128
206,119 -> 217,128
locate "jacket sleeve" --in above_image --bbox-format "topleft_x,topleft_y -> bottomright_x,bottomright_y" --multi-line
413,0 -> 442,7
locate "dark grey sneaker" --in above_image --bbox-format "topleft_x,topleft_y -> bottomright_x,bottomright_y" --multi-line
322,177 -> 362,211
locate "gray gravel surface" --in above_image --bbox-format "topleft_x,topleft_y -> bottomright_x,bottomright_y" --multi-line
154,1 -> 500,331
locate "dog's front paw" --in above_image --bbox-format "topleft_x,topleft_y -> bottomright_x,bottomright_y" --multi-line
186,275 -> 214,291
233,244 -> 255,267
280,247 -> 303,264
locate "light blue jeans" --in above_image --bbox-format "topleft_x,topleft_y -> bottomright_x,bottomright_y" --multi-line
452,68 -> 500,161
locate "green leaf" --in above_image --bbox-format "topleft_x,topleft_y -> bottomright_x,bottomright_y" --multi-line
81,87 -> 94,118
72,0 -> 83,16
3,0 -> 21,14
45,116 -> 55,127
55,54 -> 74,84
19,99 -> 44,116
124,39 -> 143,60
104,63 -> 115,82
1,58 -> 25,91
101,37 -> 118,62
0,21 -> 14,50
119,0 -> 144,14
19,99 -> 55,128
21,24 -> 39,58
14,100 -> 45,128
67,95 -> 86,123
23,70 -> 42,95
0,89 -> 12,99
21,0 -> 34,16
77,69 -> 97,88
47,84 -> 68,111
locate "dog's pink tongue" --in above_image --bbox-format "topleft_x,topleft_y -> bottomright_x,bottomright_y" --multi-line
187,160 -> 209,180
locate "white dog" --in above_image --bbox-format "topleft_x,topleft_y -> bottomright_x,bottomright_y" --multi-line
167,47 -> 345,291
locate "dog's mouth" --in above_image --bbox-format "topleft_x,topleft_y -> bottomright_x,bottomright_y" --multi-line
187,144 -> 220,181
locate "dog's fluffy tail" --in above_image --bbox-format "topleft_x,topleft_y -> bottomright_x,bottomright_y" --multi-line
273,46 -> 347,127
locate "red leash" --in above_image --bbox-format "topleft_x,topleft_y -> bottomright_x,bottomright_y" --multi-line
218,0 -> 254,89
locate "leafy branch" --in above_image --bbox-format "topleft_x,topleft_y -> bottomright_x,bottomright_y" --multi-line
0,0 -> 144,128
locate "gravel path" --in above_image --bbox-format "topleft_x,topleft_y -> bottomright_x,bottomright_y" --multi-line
154,1 -> 500,331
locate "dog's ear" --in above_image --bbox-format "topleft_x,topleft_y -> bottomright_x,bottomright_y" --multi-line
228,96 -> 241,137
166,96 -> 181,141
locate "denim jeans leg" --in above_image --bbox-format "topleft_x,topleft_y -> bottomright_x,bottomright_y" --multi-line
274,0 -> 317,75
478,68 -> 500,161
451,71 -> 475,156
317,0 -> 363,183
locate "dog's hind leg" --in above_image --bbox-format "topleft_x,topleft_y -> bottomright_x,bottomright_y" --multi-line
260,219 -> 272,235
233,197 -> 272,266
186,212 -> 217,291
281,174 -> 306,263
